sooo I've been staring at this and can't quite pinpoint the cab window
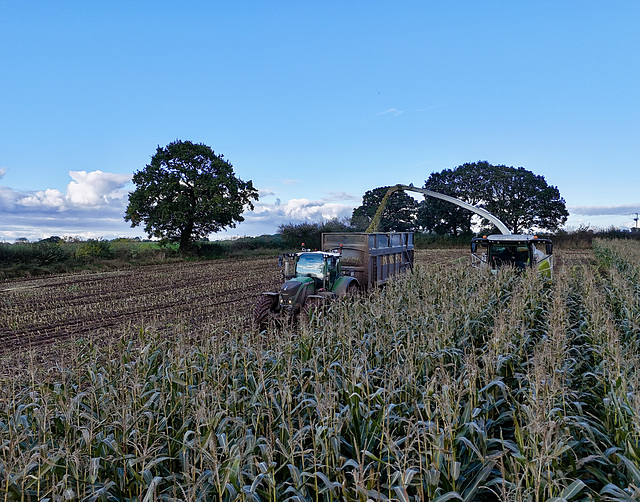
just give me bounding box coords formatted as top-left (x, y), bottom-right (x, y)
top-left (491, 244), bottom-right (531, 268)
top-left (296, 254), bottom-right (325, 278)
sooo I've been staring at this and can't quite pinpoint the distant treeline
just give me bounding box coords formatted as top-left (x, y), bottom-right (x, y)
top-left (1, 223), bottom-right (638, 278)
top-left (276, 220), bottom-right (640, 250)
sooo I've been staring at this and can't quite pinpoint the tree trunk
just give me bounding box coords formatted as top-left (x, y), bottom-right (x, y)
top-left (179, 222), bottom-right (194, 255)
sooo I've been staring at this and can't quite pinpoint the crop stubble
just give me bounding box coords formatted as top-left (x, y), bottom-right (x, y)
top-left (0, 256), bottom-right (281, 356)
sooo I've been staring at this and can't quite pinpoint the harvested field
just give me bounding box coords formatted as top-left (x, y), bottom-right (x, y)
top-left (0, 256), bottom-right (281, 356)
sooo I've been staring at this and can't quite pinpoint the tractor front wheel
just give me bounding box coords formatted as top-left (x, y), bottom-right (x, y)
top-left (253, 295), bottom-right (278, 332)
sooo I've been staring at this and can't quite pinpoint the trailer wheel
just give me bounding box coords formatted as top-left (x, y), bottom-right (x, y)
top-left (253, 295), bottom-right (278, 332)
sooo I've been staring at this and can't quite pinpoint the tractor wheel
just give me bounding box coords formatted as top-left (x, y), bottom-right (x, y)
top-left (345, 282), bottom-right (359, 298)
top-left (300, 297), bottom-right (325, 327)
top-left (253, 295), bottom-right (277, 332)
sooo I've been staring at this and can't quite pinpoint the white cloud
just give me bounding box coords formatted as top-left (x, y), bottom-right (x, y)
top-left (10, 170), bottom-right (132, 210)
top-left (66, 170), bottom-right (132, 206)
top-left (281, 198), bottom-right (347, 220)
top-left (0, 167), bottom-right (6, 179)
top-left (0, 170), bottom-right (135, 241)
top-left (249, 198), bottom-right (353, 223)
top-left (214, 196), bottom-right (357, 238)
top-left (18, 189), bottom-right (65, 208)
top-left (1, 172), bottom-right (358, 240)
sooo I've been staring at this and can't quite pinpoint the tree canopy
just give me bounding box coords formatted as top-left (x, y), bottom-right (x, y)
top-left (125, 140), bottom-right (258, 253)
top-left (351, 186), bottom-right (418, 232)
top-left (278, 218), bottom-right (353, 250)
top-left (417, 161), bottom-right (569, 235)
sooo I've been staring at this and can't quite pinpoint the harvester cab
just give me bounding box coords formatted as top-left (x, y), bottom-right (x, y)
top-left (471, 234), bottom-right (553, 277)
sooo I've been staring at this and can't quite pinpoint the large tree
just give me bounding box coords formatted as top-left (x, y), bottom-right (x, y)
top-left (125, 140), bottom-right (258, 253)
top-left (417, 163), bottom-right (489, 236)
top-left (417, 161), bottom-right (568, 235)
top-left (351, 186), bottom-right (418, 232)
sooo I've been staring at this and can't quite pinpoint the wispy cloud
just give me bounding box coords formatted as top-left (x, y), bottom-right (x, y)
top-left (569, 204), bottom-right (640, 216)
top-left (0, 167), bottom-right (6, 179)
top-left (377, 108), bottom-right (405, 117)
top-left (324, 191), bottom-right (359, 202)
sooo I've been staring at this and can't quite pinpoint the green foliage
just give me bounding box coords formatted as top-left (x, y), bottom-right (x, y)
top-left (39, 235), bottom-right (63, 244)
top-left (546, 226), bottom-right (640, 249)
top-left (110, 238), bottom-right (176, 262)
top-left (184, 235), bottom-right (289, 259)
top-left (352, 186), bottom-right (418, 231)
top-left (414, 232), bottom-right (473, 249)
top-left (0, 240), bottom-right (73, 270)
top-left (125, 140), bottom-right (259, 253)
top-left (418, 161), bottom-right (569, 235)
top-left (217, 234), bottom-right (288, 252)
top-left (278, 217), bottom-right (354, 249)
top-left (34, 240), bottom-right (72, 265)
top-left (75, 239), bottom-right (115, 260)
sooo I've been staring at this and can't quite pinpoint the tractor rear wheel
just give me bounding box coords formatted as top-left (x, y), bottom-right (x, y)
top-left (345, 282), bottom-right (359, 298)
top-left (253, 295), bottom-right (278, 332)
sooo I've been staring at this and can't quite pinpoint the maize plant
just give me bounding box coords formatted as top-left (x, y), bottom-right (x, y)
top-left (0, 242), bottom-right (639, 500)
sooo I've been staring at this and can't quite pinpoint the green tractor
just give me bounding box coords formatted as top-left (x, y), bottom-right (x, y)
top-left (253, 249), bottom-right (359, 330)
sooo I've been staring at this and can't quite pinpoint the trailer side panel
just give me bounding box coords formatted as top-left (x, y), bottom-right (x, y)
top-left (322, 232), bottom-right (414, 289)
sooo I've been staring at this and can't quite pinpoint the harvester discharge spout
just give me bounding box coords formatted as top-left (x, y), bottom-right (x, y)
top-left (365, 184), bottom-right (511, 235)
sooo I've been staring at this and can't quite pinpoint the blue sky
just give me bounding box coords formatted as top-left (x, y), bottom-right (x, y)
top-left (1, 1), bottom-right (639, 241)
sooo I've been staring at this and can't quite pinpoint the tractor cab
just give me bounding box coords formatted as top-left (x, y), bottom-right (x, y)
top-left (294, 251), bottom-right (341, 288)
top-left (276, 251), bottom-right (348, 315)
top-left (471, 234), bottom-right (553, 278)
top-left (279, 251), bottom-right (341, 284)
